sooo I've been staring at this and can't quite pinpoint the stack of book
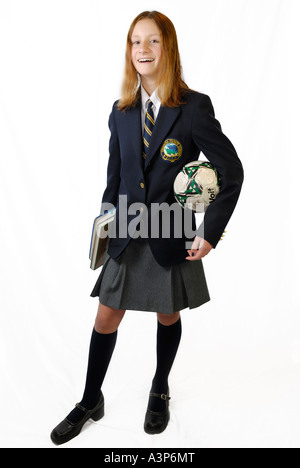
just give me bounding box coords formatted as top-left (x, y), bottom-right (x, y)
top-left (89, 208), bottom-right (116, 270)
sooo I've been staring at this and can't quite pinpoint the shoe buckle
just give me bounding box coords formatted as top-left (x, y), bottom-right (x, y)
top-left (149, 392), bottom-right (171, 400)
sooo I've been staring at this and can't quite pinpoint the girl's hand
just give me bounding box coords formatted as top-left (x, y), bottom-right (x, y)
top-left (186, 236), bottom-right (213, 261)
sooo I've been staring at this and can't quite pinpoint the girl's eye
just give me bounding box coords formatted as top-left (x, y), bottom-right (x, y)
top-left (131, 39), bottom-right (159, 46)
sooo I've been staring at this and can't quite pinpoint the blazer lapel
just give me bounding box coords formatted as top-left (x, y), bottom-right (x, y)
top-left (145, 106), bottom-right (182, 171)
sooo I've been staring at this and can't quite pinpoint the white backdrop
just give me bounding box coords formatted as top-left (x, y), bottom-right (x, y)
top-left (0, 0), bottom-right (299, 448)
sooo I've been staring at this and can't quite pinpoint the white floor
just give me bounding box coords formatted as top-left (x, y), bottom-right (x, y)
top-left (2, 295), bottom-right (300, 449)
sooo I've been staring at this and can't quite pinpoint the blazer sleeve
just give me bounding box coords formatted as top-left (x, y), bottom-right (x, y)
top-left (100, 102), bottom-right (121, 214)
top-left (192, 94), bottom-right (244, 248)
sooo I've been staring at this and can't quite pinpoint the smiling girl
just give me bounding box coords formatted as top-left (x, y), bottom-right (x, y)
top-left (51, 11), bottom-right (243, 446)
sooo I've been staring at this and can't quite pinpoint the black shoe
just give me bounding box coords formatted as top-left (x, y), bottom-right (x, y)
top-left (144, 389), bottom-right (171, 435)
top-left (50, 392), bottom-right (105, 445)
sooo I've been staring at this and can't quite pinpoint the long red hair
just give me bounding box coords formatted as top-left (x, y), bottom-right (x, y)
top-left (118, 11), bottom-right (189, 111)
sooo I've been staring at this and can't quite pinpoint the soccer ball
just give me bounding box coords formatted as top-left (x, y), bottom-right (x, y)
top-left (174, 160), bottom-right (221, 212)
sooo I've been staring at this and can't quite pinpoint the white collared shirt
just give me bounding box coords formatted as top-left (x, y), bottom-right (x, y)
top-left (141, 85), bottom-right (161, 135)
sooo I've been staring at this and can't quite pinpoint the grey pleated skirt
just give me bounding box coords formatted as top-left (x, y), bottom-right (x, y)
top-left (90, 237), bottom-right (210, 315)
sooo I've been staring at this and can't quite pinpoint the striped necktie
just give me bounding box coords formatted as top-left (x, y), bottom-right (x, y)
top-left (143, 99), bottom-right (155, 163)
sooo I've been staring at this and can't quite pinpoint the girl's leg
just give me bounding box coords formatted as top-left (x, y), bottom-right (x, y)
top-left (94, 302), bottom-right (126, 334)
top-left (147, 311), bottom-right (182, 412)
top-left (66, 303), bottom-right (126, 423)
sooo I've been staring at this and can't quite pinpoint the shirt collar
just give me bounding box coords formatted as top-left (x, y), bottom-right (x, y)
top-left (141, 85), bottom-right (161, 111)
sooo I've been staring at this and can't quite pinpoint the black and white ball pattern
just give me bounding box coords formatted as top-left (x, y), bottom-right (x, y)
top-left (174, 161), bottom-right (221, 212)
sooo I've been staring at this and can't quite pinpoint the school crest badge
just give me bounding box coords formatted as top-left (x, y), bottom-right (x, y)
top-left (160, 139), bottom-right (183, 163)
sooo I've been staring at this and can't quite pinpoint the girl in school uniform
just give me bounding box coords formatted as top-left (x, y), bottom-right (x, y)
top-left (51, 10), bottom-right (244, 445)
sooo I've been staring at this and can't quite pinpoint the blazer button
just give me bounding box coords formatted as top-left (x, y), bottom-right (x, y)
top-left (140, 182), bottom-right (145, 189)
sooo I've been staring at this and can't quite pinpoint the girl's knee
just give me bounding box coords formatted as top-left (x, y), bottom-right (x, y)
top-left (95, 303), bottom-right (126, 334)
top-left (157, 311), bottom-right (181, 326)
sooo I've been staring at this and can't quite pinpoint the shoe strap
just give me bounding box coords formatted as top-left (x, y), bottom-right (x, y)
top-left (75, 402), bottom-right (88, 413)
top-left (150, 392), bottom-right (171, 401)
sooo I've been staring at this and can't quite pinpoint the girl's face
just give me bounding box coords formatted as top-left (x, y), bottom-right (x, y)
top-left (131, 19), bottom-right (163, 85)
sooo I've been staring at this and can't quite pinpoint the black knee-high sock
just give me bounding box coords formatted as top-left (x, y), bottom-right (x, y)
top-left (67, 327), bottom-right (117, 423)
top-left (148, 317), bottom-right (182, 412)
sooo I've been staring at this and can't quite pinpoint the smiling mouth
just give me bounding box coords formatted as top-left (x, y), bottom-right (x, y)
top-left (138, 58), bottom-right (154, 63)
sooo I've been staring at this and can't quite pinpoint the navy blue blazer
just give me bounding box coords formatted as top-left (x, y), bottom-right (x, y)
top-left (100, 89), bottom-right (244, 267)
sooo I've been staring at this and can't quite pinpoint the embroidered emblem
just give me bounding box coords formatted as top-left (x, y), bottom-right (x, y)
top-left (160, 139), bottom-right (183, 163)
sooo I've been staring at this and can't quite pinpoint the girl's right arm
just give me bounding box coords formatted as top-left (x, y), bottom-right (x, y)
top-left (100, 102), bottom-right (121, 215)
